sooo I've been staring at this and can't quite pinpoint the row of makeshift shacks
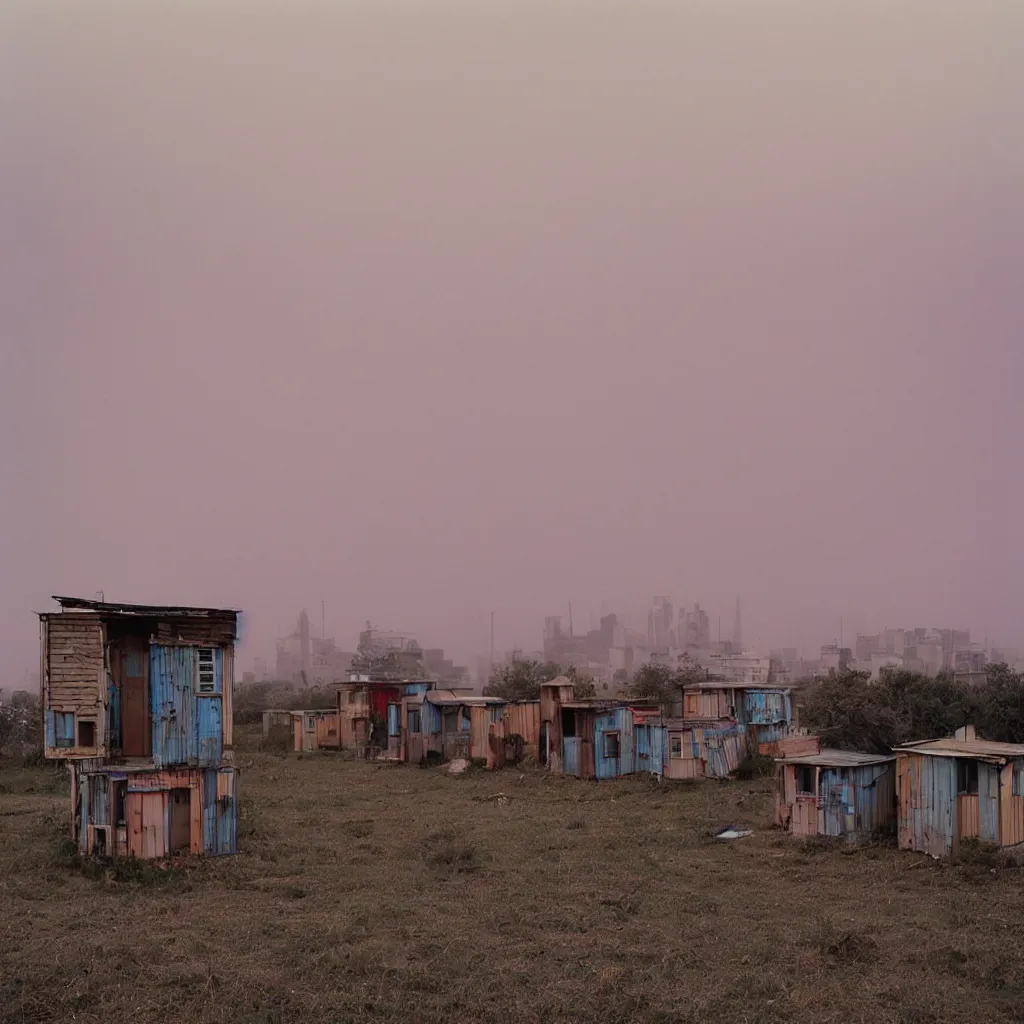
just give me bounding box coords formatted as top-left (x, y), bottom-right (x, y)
top-left (265, 676), bottom-right (818, 780)
top-left (284, 676), bottom-right (1024, 860)
top-left (777, 725), bottom-right (1024, 858)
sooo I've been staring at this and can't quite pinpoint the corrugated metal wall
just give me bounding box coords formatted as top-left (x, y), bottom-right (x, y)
top-left (683, 691), bottom-right (729, 719)
top-left (1000, 763), bottom-right (1024, 847)
top-left (978, 764), bottom-right (1000, 842)
top-left (743, 690), bottom-right (791, 725)
top-left (594, 709), bottom-right (633, 780)
top-left (852, 764), bottom-right (896, 835)
top-left (633, 723), bottom-right (665, 775)
top-left (562, 737), bottom-right (581, 776)
top-left (202, 768), bottom-right (238, 856)
top-left (504, 702), bottom-right (540, 748)
top-left (897, 753), bottom-right (957, 858)
top-left (150, 645), bottom-right (223, 768)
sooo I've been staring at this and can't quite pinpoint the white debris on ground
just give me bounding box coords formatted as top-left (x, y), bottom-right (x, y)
top-left (447, 758), bottom-right (470, 775)
top-left (714, 827), bottom-right (754, 841)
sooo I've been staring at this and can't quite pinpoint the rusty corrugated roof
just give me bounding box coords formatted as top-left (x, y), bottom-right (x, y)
top-left (50, 595), bottom-right (239, 616)
top-left (426, 690), bottom-right (505, 706)
top-left (894, 737), bottom-right (1024, 761)
top-left (777, 749), bottom-right (895, 767)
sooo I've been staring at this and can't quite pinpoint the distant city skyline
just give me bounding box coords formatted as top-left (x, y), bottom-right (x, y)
top-left (4, 4), bottom-right (1021, 693)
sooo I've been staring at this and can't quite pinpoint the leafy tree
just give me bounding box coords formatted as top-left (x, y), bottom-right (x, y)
top-left (800, 667), bottom-right (993, 752)
top-left (0, 691), bottom-right (41, 759)
top-left (483, 659), bottom-right (563, 701)
top-left (626, 663), bottom-right (676, 703)
top-left (564, 665), bottom-right (596, 699)
top-left (972, 663), bottom-right (1024, 743)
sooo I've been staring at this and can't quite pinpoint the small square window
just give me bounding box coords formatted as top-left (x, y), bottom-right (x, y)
top-left (670, 734), bottom-right (683, 759)
top-left (54, 712), bottom-right (75, 748)
top-left (77, 719), bottom-right (96, 748)
top-left (957, 759), bottom-right (978, 795)
top-left (408, 709), bottom-right (422, 734)
top-left (603, 731), bottom-right (621, 759)
top-left (196, 649), bottom-right (216, 693)
top-left (796, 765), bottom-right (816, 795)
top-left (1014, 763), bottom-right (1024, 798)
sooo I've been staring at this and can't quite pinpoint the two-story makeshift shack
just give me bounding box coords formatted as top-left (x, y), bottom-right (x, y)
top-left (39, 596), bottom-right (240, 859)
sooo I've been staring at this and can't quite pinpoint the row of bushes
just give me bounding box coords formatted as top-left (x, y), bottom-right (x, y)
top-left (0, 691), bottom-right (42, 762)
top-left (800, 664), bottom-right (1024, 753)
top-left (233, 681), bottom-right (337, 725)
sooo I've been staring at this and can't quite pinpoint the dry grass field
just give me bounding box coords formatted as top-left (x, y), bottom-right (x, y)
top-left (3, 726), bottom-right (1024, 1024)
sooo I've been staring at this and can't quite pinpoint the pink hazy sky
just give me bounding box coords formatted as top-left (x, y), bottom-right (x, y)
top-left (2, 2), bottom-right (1022, 679)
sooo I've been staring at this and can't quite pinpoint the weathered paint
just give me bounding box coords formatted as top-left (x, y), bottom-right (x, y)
top-left (150, 645), bottom-right (224, 768)
top-left (742, 690), bottom-right (791, 726)
top-left (594, 708), bottom-right (634, 780)
top-left (818, 763), bottom-right (895, 839)
top-left (563, 737), bottom-right (581, 776)
top-left (202, 767), bottom-right (238, 856)
top-left (72, 767), bottom-right (225, 859)
top-left (633, 723), bottom-right (666, 776)
top-left (315, 712), bottom-right (339, 749)
top-left (978, 764), bottom-right (1000, 842)
top-left (39, 614), bottom-right (107, 759)
top-left (1001, 762), bottom-right (1024, 847)
top-left (682, 690), bottom-right (731, 720)
top-left (765, 733), bottom-right (820, 760)
top-left (504, 701), bottom-right (541, 750)
top-left (897, 753), bottom-right (957, 857)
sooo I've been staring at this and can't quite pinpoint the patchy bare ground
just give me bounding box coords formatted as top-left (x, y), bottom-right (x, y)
top-left (3, 727), bottom-right (1024, 1024)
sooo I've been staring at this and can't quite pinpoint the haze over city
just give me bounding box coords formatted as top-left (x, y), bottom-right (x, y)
top-left (3, 2), bottom-right (1023, 686)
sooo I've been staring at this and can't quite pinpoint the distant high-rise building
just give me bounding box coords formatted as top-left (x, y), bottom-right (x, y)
top-left (276, 610), bottom-right (351, 684)
top-left (298, 609), bottom-right (311, 682)
top-left (732, 598), bottom-right (743, 653)
top-left (681, 603), bottom-right (711, 650)
top-left (647, 596), bottom-right (674, 649)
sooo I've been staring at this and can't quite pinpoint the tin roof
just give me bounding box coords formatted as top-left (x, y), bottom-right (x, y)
top-left (426, 690), bottom-right (506, 707)
top-left (562, 700), bottom-right (660, 711)
top-left (681, 681), bottom-right (790, 693)
top-left (48, 595), bottom-right (238, 617)
top-left (894, 737), bottom-right (1024, 762)
top-left (777, 749), bottom-right (895, 767)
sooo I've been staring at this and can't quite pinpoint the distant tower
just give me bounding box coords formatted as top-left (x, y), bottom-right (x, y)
top-left (298, 609), bottom-right (311, 684)
top-left (732, 598), bottom-right (743, 653)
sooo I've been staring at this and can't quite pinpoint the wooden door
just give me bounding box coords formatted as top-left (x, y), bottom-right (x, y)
top-left (121, 649), bottom-right (151, 757)
top-left (127, 791), bottom-right (168, 859)
top-left (169, 788), bottom-right (191, 853)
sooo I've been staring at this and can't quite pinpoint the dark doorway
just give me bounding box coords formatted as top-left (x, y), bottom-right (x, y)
top-left (170, 789), bottom-right (191, 853)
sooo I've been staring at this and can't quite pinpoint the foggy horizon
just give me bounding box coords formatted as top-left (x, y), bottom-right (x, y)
top-left (3, 2), bottom-right (1022, 683)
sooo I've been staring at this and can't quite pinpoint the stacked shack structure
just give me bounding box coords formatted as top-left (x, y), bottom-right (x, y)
top-left (39, 596), bottom-right (240, 859)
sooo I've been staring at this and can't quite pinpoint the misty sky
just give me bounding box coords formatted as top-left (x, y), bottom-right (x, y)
top-left (2, 2), bottom-right (1023, 680)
